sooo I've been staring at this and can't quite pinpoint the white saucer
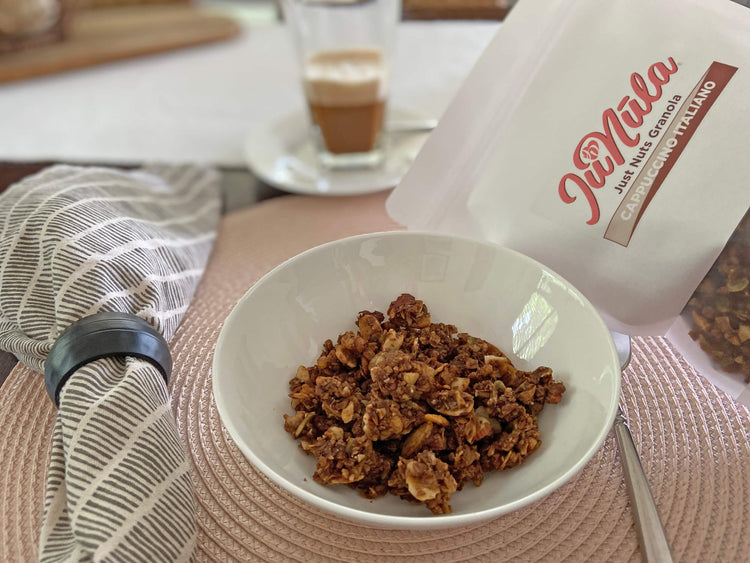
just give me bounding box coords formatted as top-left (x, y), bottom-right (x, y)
top-left (244, 108), bottom-right (431, 196)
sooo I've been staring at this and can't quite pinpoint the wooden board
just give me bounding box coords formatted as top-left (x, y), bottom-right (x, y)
top-left (0, 5), bottom-right (240, 84)
top-left (402, 0), bottom-right (511, 20)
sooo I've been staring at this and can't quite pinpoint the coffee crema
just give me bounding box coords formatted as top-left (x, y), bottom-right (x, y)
top-left (303, 48), bottom-right (387, 155)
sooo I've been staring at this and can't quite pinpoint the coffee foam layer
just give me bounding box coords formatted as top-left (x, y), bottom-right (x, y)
top-left (303, 48), bottom-right (386, 107)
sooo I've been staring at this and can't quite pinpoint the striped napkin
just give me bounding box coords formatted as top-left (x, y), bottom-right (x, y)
top-left (0, 164), bottom-right (221, 561)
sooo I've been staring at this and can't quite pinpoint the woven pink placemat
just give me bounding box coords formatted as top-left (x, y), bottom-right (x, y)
top-left (2, 191), bottom-right (749, 562)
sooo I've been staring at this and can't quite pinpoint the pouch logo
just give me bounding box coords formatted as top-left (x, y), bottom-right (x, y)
top-left (558, 58), bottom-right (679, 225)
top-left (580, 141), bottom-right (599, 162)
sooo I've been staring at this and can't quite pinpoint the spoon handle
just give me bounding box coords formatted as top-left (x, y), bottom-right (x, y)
top-left (613, 408), bottom-right (674, 563)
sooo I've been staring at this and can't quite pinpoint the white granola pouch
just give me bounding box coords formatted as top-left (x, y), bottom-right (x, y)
top-left (386, 0), bottom-right (750, 335)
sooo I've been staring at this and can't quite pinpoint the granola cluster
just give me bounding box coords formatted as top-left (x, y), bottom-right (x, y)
top-left (687, 210), bottom-right (750, 382)
top-left (283, 294), bottom-right (566, 514)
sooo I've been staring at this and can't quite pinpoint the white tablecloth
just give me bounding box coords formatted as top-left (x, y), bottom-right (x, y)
top-left (0, 20), bottom-right (500, 167)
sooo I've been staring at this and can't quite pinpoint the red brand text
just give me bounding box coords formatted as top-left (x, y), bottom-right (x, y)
top-left (558, 57), bottom-right (679, 224)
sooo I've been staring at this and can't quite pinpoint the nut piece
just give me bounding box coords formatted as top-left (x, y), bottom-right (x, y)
top-left (428, 388), bottom-right (474, 417)
top-left (357, 313), bottom-right (384, 341)
top-left (401, 421), bottom-right (434, 458)
top-left (402, 451), bottom-right (457, 512)
top-left (381, 329), bottom-right (405, 351)
top-left (369, 349), bottom-right (436, 402)
top-left (362, 397), bottom-right (424, 441)
top-left (424, 413), bottom-right (449, 427)
top-left (387, 293), bottom-right (431, 328)
top-left (341, 401), bottom-right (355, 424)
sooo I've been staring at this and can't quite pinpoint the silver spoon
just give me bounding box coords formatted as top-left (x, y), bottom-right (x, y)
top-left (611, 331), bottom-right (674, 563)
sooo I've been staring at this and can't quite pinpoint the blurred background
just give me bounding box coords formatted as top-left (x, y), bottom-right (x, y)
top-left (0, 0), bottom-right (517, 52)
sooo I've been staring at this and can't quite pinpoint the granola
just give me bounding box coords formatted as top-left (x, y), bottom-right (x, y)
top-left (283, 294), bottom-right (566, 514)
top-left (686, 210), bottom-right (750, 382)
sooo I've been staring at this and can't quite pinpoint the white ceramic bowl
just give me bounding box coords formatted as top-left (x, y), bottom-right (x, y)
top-left (213, 231), bottom-right (620, 529)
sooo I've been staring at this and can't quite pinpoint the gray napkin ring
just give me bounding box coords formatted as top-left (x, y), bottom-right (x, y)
top-left (44, 312), bottom-right (172, 406)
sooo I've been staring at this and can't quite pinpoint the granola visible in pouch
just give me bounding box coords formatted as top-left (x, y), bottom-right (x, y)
top-left (684, 209), bottom-right (750, 382)
top-left (386, 0), bottom-right (750, 336)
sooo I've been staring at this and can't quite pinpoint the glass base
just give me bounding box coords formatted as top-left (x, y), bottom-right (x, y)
top-left (317, 147), bottom-right (385, 170)
top-left (310, 125), bottom-right (386, 170)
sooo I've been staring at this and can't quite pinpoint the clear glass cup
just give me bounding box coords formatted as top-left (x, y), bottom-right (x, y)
top-left (281, 0), bottom-right (401, 170)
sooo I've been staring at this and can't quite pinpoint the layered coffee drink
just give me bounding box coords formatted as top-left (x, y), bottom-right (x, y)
top-left (303, 48), bottom-right (387, 165)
